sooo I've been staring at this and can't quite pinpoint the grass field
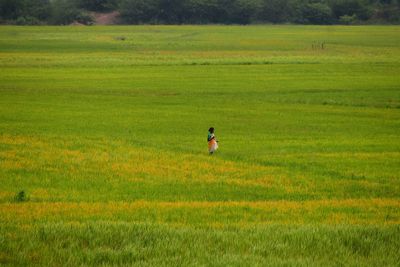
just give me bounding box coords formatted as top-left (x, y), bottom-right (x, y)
top-left (0, 25), bottom-right (399, 266)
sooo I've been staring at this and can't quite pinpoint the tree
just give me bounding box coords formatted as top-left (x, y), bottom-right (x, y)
top-left (329, 0), bottom-right (372, 20)
top-left (372, 0), bottom-right (400, 22)
top-left (119, 0), bottom-right (159, 24)
top-left (0, 0), bottom-right (51, 23)
top-left (207, 0), bottom-right (262, 24)
top-left (259, 0), bottom-right (293, 23)
top-left (1, 0), bottom-right (400, 25)
top-left (303, 2), bottom-right (334, 24)
top-left (75, 0), bottom-right (118, 12)
top-left (157, 0), bottom-right (188, 24)
top-left (0, 0), bottom-right (23, 20)
top-left (21, 0), bottom-right (51, 21)
top-left (50, 0), bottom-right (81, 24)
top-left (230, 0), bottom-right (262, 24)
top-left (185, 0), bottom-right (221, 23)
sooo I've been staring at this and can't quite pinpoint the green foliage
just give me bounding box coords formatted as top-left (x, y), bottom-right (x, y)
top-left (75, 11), bottom-right (94, 25)
top-left (118, 0), bottom-right (262, 24)
top-left (0, 0), bottom-right (23, 20)
top-left (49, 0), bottom-right (79, 25)
top-left (258, 0), bottom-right (292, 23)
top-left (15, 16), bottom-right (42, 25)
top-left (75, 0), bottom-right (118, 11)
top-left (49, 0), bottom-right (93, 25)
top-left (22, 0), bottom-right (51, 21)
top-left (184, 0), bottom-right (221, 23)
top-left (371, 1), bottom-right (400, 22)
top-left (119, 0), bottom-right (159, 24)
top-left (116, 0), bottom-right (399, 24)
top-left (14, 190), bottom-right (28, 202)
top-left (329, 0), bottom-right (372, 20)
top-left (1, 0), bottom-right (399, 24)
top-left (303, 2), bottom-right (334, 24)
top-left (339, 13), bottom-right (358, 24)
top-left (157, 0), bottom-right (188, 24)
top-left (229, 0), bottom-right (263, 24)
top-left (0, 0), bottom-right (51, 22)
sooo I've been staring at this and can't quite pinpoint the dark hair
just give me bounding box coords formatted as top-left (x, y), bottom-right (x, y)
top-left (209, 127), bottom-right (214, 133)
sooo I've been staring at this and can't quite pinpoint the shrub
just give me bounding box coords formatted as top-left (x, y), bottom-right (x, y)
top-left (49, 0), bottom-right (77, 24)
top-left (339, 14), bottom-right (358, 24)
top-left (76, 0), bottom-right (118, 12)
top-left (303, 3), bottom-right (334, 24)
top-left (118, 0), bottom-right (159, 24)
top-left (330, 0), bottom-right (372, 21)
top-left (14, 190), bottom-right (28, 202)
top-left (75, 11), bottom-right (94, 25)
top-left (259, 0), bottom-right (292, 23)
top-left (230, 0), bottom-right (263, 24)
top-left (16, 16), bottom-right (42, 25)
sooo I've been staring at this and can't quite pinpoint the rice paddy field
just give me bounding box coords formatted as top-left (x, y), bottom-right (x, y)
top-left (0, 25), bottom-right (399, 266)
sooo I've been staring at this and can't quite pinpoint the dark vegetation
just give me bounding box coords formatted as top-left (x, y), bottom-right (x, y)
top-left (14, 190), bottom-right (28, 202)
top-left (0, 0), bottom-right (399, 25)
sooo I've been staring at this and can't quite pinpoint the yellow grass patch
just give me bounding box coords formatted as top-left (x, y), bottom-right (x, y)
top-left (0, 191), bottom-right (14, 201)
top-left (0, 134), bottom-right (45, 147)
top-left (30, 189), bottom-right (51, 199)
top-left (1, 199), bottom-right (398, 226)
top-left (1, 134), bottom-right (285, 188)
top-left (0, 160), bottom-right (25, 170)
top-left (315, 151), bottom-right (400, 160)
top-left (225, 176), bottom-right (275, 188)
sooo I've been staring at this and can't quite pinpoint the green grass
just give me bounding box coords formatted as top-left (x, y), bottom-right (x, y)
top-left (1, 223), bottom-right (399, 266)
top-left (0, 25), bottom-right (399, 266)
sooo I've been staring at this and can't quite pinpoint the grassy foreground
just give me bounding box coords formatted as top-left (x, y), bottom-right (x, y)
top-left (0, 25), bottom-right (399, 266)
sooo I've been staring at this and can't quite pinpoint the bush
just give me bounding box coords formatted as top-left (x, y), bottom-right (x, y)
top-left (372, 3), bottom-right (400, 23)
top-left (23, 0), bottom-right (51, 21)
top-left (76, 11), bottom-right (94, 25)
top-left (339, 14), bottom-right (358, 24)
top-left (118, 0), bottom-right (160, 24)
top-left (76, 0), bottom-right (118, 12)
top-left (0, 0), bottom-right (23, 20)
top-left (330, 0), bottom-right (372, 21)
top-left (259, 0), bottom-right (292, 23)
top-left (1, 0), bottom-right (400, 25)
top-left (16, 16), bottom-right (42, 25)
top-left (303, 3), bottom-right (334, 24)
top-left (185, 0), bottom-right (221, 23)
top-left (49, 0), bottom-right (80, 25)
top-left (14, 190), bottom-right (28, 202)
top-left (230, 0), bottom-right (262, 24)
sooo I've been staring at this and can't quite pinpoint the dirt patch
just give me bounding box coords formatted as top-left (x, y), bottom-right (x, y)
top-left (91, 11), bottom-right (120, 25)
top-left (69, 21), bottom-right (86, 26)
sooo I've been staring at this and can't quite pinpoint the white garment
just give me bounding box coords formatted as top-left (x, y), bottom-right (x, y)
top-left (209, 140), bottom-right (218, 153)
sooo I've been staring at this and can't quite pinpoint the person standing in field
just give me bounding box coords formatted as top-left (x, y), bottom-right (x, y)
top-left (208, 127), bottom-right (218, 155)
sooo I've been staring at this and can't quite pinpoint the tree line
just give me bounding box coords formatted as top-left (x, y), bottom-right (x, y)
top-left (1, 0), bottom-right (399, 25)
